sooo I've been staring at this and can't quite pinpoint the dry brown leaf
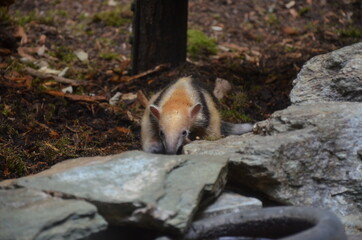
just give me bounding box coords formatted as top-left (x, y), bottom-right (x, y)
top-left (17, 47), bottom-right (36, 62)
top-left (14, 26), bottom-right (28, 45)
top-left (289, 9), bottom-right (299, 18)
top-left (213, 78), bottom-right (232, 100)
top-left (4, 71), bottom-right (32, 88)
top-left (115, 127), bottom-right (131, 134)
top-left (147, 79), bottom-right (155, 84)
top-left (4, 166), bottom-right (10, 177)
top-left (265, 76), bottom-right (278, 84)
top-left (283, 26), bottom-right (299, 35)
top-left (137, 90), bottom-right (149, 108)
top-left (110, 75), bottom-right (120, 82)
top-left (49, 130), bottom-right (60, 139)
top-left (24, 67), bottom-right (88, 86)
top-left (45, 90), bottom-right (107, 102)
top-left (221, 43), bottom-right (248, 52)
top-left (216, 52), bottom-right (240, 59)
top-left (118, 59), bottom-right (130, 74)
top-left (39, 34), bottom-right (47, 44)
top-left (286, 52), bottom-right (302, 58)
top-left (126, 110), bottom-right (140, 123)
top-left (44, 90), bottom-right (65, 97)
top-left (44, 142), bottom-right (60, 152)
top-left (0, 63), bottom-right (8, 68)
top-left (0, 48), bottom-right (11, 55)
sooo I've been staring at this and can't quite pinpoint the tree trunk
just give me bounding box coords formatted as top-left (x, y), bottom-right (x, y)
top-left (131, 0), bottom-right (189, 74)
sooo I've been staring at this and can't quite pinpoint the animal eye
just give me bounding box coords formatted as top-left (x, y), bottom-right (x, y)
top-left (182, 130), bottom-right (188, 137)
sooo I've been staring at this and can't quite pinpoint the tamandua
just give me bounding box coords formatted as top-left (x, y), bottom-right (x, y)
top-left (141, 77), bottom-right (253, 154)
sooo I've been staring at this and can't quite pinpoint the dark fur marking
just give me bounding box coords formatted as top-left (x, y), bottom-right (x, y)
top-left (190, 79), bottom-right (210, 128)
top-left (153, 78), bottom-right (180, 106)
top-left (221, 121), bottom-right (234, 136)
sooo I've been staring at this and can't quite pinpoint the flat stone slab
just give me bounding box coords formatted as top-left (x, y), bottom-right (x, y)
top-left (0, 187), bottom-right (107, 240)
top-left (10, 151), bottom-right (228, 234)
top-left (184, 102), bottom-right (362, 235)
top-left (290, 42), bottom-right (362, 104)
top-left (197, 192), bottom-right (262, 219)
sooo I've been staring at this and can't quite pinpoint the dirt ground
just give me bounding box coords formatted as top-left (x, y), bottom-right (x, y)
top-left (1, 0), bottom-right (361, 180)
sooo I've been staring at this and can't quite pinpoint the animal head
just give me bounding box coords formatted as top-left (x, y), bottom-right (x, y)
top-left (149, 103), bottom-right (202, 154)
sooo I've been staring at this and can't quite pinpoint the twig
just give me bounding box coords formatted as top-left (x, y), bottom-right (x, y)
top-left (45, 90), bottom-right (107, 103)
top-left (112, 63), bottom-right (169, 92)
top-left (24, 67), bottom-right (88, 86)
top-left (125, 64), bottom-right (170, 82)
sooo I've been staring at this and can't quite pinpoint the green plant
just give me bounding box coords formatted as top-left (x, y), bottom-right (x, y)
top-left (1, 147), bottom-right (28, 177)
top-left (187, 29), bottom-right (218, 60)
top-left (338, 26), bottom-right (362, 38)
top-left (99, 52), bottom-right (119, 60)
top-left (220, 91), bottom-right (252, 122)
top-left (13, 10), bottom-right (36, 26)
top-left (266, 13), bottom-right (279, 25)
top-left (92, 5), bottom-right (132, 27)
top-left (49, 45), bottom-right (76, 63)
top-left (299, 7), bottom-right (310, 16)
top-left (0, 7), bottom-right (11, 24)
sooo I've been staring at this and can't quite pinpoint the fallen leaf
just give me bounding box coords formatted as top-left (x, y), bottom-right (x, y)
top-left (115, 127), bottom-right (131, 134)
top-left (286, 52), bottom-right (302, 58)
top-left (4, 166), bottom-right (10, 177)
top-left (0, 48), bottom-right (11, 55)
top-left (110, 75), bottom-right (120, 82)
top-left (213, 78), bottom-right (232, 100)
top-left (44, 142), bottom-right (60, 152)
top-left (109, 92), bottom-right (122, 105)
top-left (121, 92), bottom-right (137, 104)
top-left (45, 90), bottom-right (66, 97)
top-left (137, 90), bottom-right (149, 108)
top-left (74, 49), bottom-right (89, 63)
top-left (117, 59), bottom-right (130, 74)
top-left (18, 47), bottom-right (36, 62)
top-left (37, 45), bottom-right (46, 56)
top-left (45, 90), bottom-right (107, 102)
top-left (283, 26), bottom-right (299, 35)
top-left (43, 81), bottom-right (58, 87)
top-left (285, 1), bottom-right (296, 9)
top-left (49, 130), bottom-right (60, 139)
top-left (105, 70), bottom-right (113, 76)
top-left (108, 0), bottom-right (118, 6)
top-left (39, 34), bottom-right (47, 44)
top-left (58, 67), bottom-right (69, 77)
top-left (289, 9), bottom-right (299, 18)
top-left (211, 26), bottom-right (223, 31)
top-left (38, 66), bottom-right (62, 75)
top-left (0, 63), bottom-right (8, 68)
top-left (221, 43), bottom-right (248, 53)
top-left (14, 26), bottom-right (28, 45)
top-left (4, 71), bottom-right (32, 88)
top-left (126, 110), bottom-right (139, 123)
top-left (62, 86), bottom-right (73, 94)
top-left (265, 76), bottom-right (278, 84)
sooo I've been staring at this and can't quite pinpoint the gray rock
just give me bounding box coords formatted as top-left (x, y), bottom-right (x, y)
top-left (184, 102), bottom-right (362, 234)
top-left (10, 151), bottom-right (228, 234)
top-left (290, 42), bottom-right (362, 104)
top-left (0, 188), bottom-right (107, 240)
top-left (196, 192), bottom-right (262, 219)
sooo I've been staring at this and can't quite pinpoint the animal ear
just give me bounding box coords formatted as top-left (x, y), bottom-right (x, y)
top-left (190, 103), bottom-right (202, 119)
top-left (150, 105), bottom-right (161, 120)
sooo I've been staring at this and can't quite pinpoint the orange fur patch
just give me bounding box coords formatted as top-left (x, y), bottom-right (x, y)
top-left (162, 88), bottom-right (193, 113)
